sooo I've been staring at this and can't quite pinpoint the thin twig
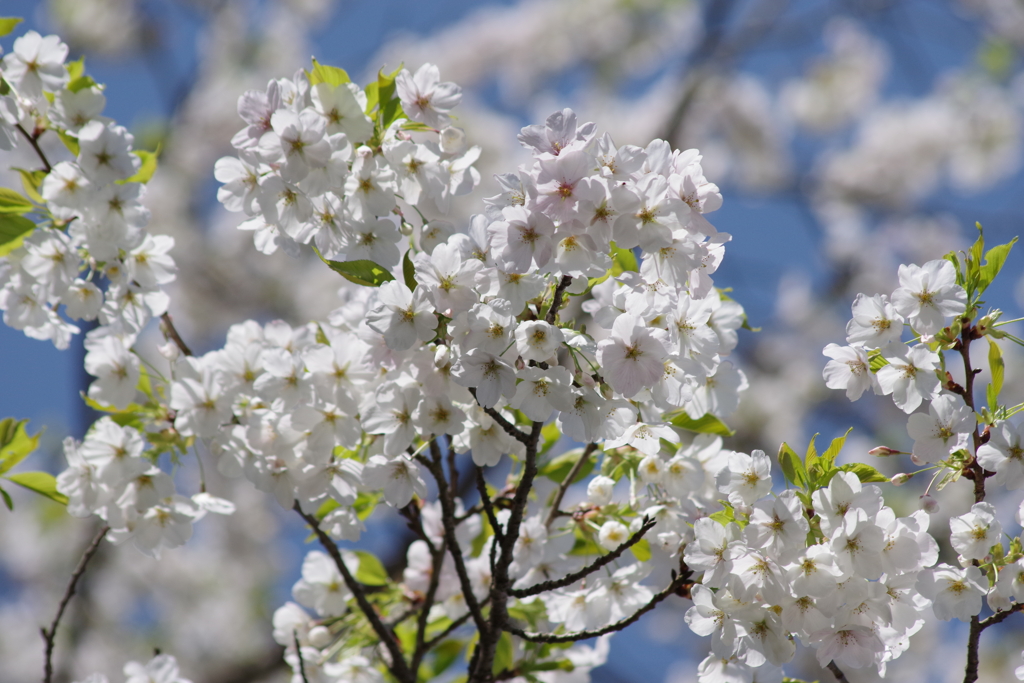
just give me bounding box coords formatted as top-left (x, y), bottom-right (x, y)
top-left (160, 312), bottom-right (194, 357)
top-left (468, 388), bottom-right (528, 445)
top-left (423, 605), bottom-right (480, 651)
top-left (294, 504), bottom-right (413, 683)
top-left (293, 632), bottom-right (311, 683)
top-left (509, 517), bottom-right (655, 599)
top-left (15, 123), bottom-right (53, 173)
top-left (418, 450), bottom-right (491, 641)
top-left (41, 525), bottom-right (109, 683)
top-left (545, 275), bottom-right (573, 325)
top-left (980, 601), bottom-right (1024, 630)
top-left (475, 468), bottom-right (504, 544)
top-left (410, 536), bottom-right (446, 675)
top-left (505, 569), bottom-right (689, 643)
top-left (827, 660), bottom-right (849, 683)
top-left (544, 443), bottom-right (598, 528)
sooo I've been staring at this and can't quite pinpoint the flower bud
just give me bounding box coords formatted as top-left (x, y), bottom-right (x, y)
top-left (587, 475), bottom-right (615, 506)
top-left (433, 344), bottom-right (450, 369)
top-left (869, 446), bottom-right (900, 457)
top-left (891, 473), bottom-right (912, 486)
top-left (439, 126), bottom-right (467, 155)
top-left (910, 453), bottom-right (924, 466)
top-left (598, 520), bottom-right (629, 550)
top-left (308, 625), bottom-right (332, 649)
top-left (157, 340), bottom-right (179, 361)
top-left (920, 494), bottom-right (939, 514)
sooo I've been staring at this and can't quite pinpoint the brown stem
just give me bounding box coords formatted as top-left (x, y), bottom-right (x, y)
top-left (545, 275), bottom-right (573, 325)
top-left (468, 388), bottom-right (528, 445)
top-left (827, 660), bottom-right (849, 683)
top-left (15, 123), bottom-right (53, 173)
top-left (506, 566), bottom-right (690, 643)
top-left (293, 632), bottom-right (311, 683)
top-left (964, 615), bottom-right (982, 683)
top-left (980, 602), bottom-right (1024, 630)
top-left (543, 443), bottom-right (598, 529)
top-left (509, 517), bottom-right (655, 599)
top-left (294, 504), bottom-right (413, 683)
top-left (160, 312), bottom-right (194, 357)
top-left (41, 525), bottom-right (109, 683)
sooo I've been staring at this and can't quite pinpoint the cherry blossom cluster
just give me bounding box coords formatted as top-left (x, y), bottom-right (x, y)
top-left (0, 30), bottom-right (176, 353)
top-left (73, 654), bottom-right (192, 683)
top-left (215, 61), bottom-right (478, 262)
top-left (821, 229), bottom-right (1024, 683)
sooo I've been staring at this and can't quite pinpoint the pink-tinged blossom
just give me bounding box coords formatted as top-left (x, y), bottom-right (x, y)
top-left (491, 205), bottom-right (556, 274)
top-left (450, 349), bottom-right (516, 408)
top-left (365, 281), bottom-right (438, 351)
top-left (535, 149), bottom-right (593, 221)
top-left (311, 81), bottom-right (373, 142)
top-left (977, 419), bottom-right (1024, 489)
top-left (949, 502), bottom-right (1002, 560)
top-left (363, 455), bottom-right (427, 508)
top-left (396, 63), bottom-right (462, 128)
top-left (876, 343), bottom-right (941, 413)
top-left (846, 293), bottom-right (904, 347)
top-left (517, 108), bottom-right (596, 158)
top-left (597, 314), bottom-right (669, 398)
top-left (891, 259), bottom-right (967, 335)
top-left (811, 624), bottom-right (885, 669)
top-left (413, 241), bottom-right (483, 315)
top-left (917, 564), bottom-right (986, 622)
top-left (716, 450), bottom-right (772, 507)
top-left (823, 343), bottom-right (877, 400)
top-left (907, 393), bottom-right (974, 463)
top-left (514, 320), bottom-right (563, 363)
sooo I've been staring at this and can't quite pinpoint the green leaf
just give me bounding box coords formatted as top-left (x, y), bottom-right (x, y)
top-left (539, 422), bottom-right (561, 456)
top-left (0, 418), bottom-right (42, 475)
top-left (352, 550), bottom-right (389, 585)
top-left (867, 348), bottom-right (889, 372)
top-left (5, 471), bottom-right (68, 505)
top-left (821, 427), bottom-right (853, 470)
top-left (665, 411), bottom-right (734, 436)
top-left (804, 433), bottom-right (820, 471)
top-left (119, 148), bottom-right (159, 185)
top-left (67, 73), bottom-right (98, 94)
top-left (0, 187), bottom-right (33, 214)
top-left (316, 498), bottom-right (340, 519)
top-left (313, 246), bottom-right (395, 287)
top-left (709, 504), bottom-right (735, 526)
top-left (778, 442), bottom-right (808, 489)
top-left (403, 250), bottom-right (417, 291)
top-left (0, 17), bottom-right (23, 37)
top-left (0, 484), bottom-right (11, 511)
top-left (0, 214), bottom-right (34, 253)
top-left (988, 338), bottom-right (1004, 412)
top-left (67, 57), bottom-right (86, 82)
top-left (431, 639), bottom-right (464, 677)
top-left (540, 448), bottom-right (593, 484)
top-left (978, 237), bottom-right (1017, 295)
top-left (630, 537), bottom-right (651, 562)
top-left (493, 631), bottom-right (514, 675)
top-left (14, 168), bottom-right (46, 204)
top-left (308, 58), bottom-right (351, 87)
top-left (57, 130), bottom-right (80, 156)
top-left (401, 121), bottom-right (434, 132)
top-left (837, 462), bottom-right (889, 484)
top-left (610, 242), bottom-right (637, 274)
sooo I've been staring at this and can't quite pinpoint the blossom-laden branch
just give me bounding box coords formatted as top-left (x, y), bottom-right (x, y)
top-left (545, 275), bottom-right (573, 324)
top-left (980, 601), bottom-right (1024, 630)
top-left (41, 525), bottom-right (109, 683)
top-left (509, 516), bottom-right (656, 599)
top-left (294, 504), bottom-right (415, 683)
top-left (505, 561), bottom-right (693, 643)
top-left (468, 388), bottom-right (529, 445)
top-left (543, 443), bottom-right (598, 528)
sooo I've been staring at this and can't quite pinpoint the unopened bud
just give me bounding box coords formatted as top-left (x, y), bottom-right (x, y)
top-left (439, 127), bottom-right (467, 155)
top-left (869, 446), bottom-right (900, 457)
top-left (891, 473), bottom-right (912, 486)
top-left (910, 453), bottom-right (924, 466)
top-left (920, 494), bottom-right (939, 514)
top-left (433, 344), bottom-right (450, 369)
top-left (308, 625), bottom-right (332, 649)
top-left (157, 341), bottom-right (179, 361)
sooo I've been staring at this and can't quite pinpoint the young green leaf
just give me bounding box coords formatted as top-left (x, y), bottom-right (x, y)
top-left (988, 338), bottom-right (1004, 412)
top-left (0, 187), bottom-right (33, 214)
top-left (0, 17), bottom-right (23, 37)
top-left (837, 462), bottom-right (889, 484)
top-left (778, 442), bottom-right (808, 489)
top-left (0, 214), bottom-right (35, 253)
top-left (821, 427), bottom-right (853, 470)
top-left (119, 148), bottom-right (160, 185)
top-left (540, 448), bottom-right (593, 484)
top-left (313, 245), bottom-right (396, 287)
top-left (0, 418), bottom-right (41, 475)
top-left (0, 484), bottom-right (11, 511)
top-left (630, 537), bottom-right (652, 562)
top-left (978, 237), bottom-right (1018, 295)
top-left (5, 471), bottom-right (68, 505)
top-left (308, 58), bottom-right (351, 87)
top-left (351, 550), bottom-right (389, 585)
top-left (665, 411), bottom-right (734, 436)
top-left (493, 632), bottom-right (514, 675)
top-left (403, 249), bottom-right (417, 291)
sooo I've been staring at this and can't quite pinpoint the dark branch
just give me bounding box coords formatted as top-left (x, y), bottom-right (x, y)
top-left (509, 517), bottom-right (655, 599)
top-left (294, 504), bottom-right (413, 683)
top-left (160, 312), bottom-right (194, 357)
top-left (293, 632), bottom-right (311, 683)
top-left (505, 569), bottom-right (689, 643)
top-left (410, 535), bottom-right (446, 676)
top-left (544, 443), bottom-right (598, 528)
top-left (42, 525), bottom-right (109, 683)
top-left (15, 123), bottom-right (53, 173)
top-left (475, 468), bottom-right (504, 545)
top-left (545, 275), bottom-right (573, 324)
top-left (980, 601), bottom-right (1024, 630)
top-left (827, 660), bottom-right (849, 683)
top-left (468, 388), bottom-right (529, 445)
